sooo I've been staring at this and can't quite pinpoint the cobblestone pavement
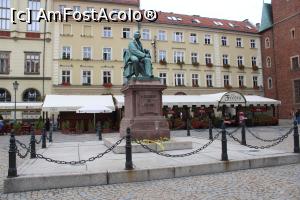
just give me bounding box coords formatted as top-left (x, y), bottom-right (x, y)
top-left (0, 125), bottom-right (300, 199)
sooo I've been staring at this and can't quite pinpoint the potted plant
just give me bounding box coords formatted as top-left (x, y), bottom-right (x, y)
top-left (176, 60), bottom-right (185, 67)
top-left (206, 63), bottom-right (213, 68)
top-left (238, 65), bottom-right (245, 70)
top-left (103, 83), bottom-right (113, 88)
top-left (223, 64), bottom-right (231, 69)
top-left (62, 81), bottom-right (70, 86)
top-left (13, 122), bottom-right (22, 135)
top-left (252, 65), bottom-right (259, 71)
top-left (34, 117), bottom-right (44, 135)
top-left (159, 59), bottom-right (167, 65)
top-left (192, 62), bottom-right (200, 67)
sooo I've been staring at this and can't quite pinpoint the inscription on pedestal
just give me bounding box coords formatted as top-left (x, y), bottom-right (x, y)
top-left (139, 92), bottom-right (159, 115)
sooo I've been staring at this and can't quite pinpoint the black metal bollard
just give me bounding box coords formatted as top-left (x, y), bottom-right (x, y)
top-left (221, 122), bottom-right (228, 161)
top-left (209, 119), bottom-right (213, 140)
top-left (294, 120), bottom-right (299, 153)
top-left (187, 117), bottom-right (190, 137)
top-left (49, 123), bottom-right (53, 143)
top-left (30, 130), bottom-right (36, 159)
top-left (42, 128), bottom-right (47, 149)
top-left (7, 132), bottom-right (17, 178)
top-left (241, 121), bottom-right (247, 146)
top-left (125, 128), bottom-right (133, 170)
top-left (98, 126), bottom-right (102, 141)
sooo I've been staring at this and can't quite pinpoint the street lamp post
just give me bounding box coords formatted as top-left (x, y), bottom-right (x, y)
top-left (13, 81), bottom-right (19, 124)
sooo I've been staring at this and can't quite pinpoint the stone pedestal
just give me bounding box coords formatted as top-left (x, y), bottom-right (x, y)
top-left (120, 78), bottom-right (170, 140)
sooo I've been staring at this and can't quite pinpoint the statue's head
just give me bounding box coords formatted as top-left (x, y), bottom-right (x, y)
top-left (134, 31), bottom-right (141, 40)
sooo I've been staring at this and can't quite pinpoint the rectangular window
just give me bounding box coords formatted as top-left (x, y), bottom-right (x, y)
top-left (0, 51), bottom-right (9, 74)
top-left (0, 0), bottom-right (10, 30)
top-left (237, 56), bottom-right (243, 66)
top-left (174, 32), bottom-right (183, 42)
top-left (253, 76), bottom-right (258, 87)
top-left (223, 54), bottom-right (229, 65)
top-left (294, 80), bottom-right (300, 103)
top-left (224, 75), bottom-right (230, 86)
top-left (206, 75), bottom-right (213, 87)
top-left (83, 47), bottom-right (91, 60)
top-left (191, 53), bottom-right (198, 63)
top-left (83, 25), bottom-right (92, 36)
top-left (62, 24), bottom-right (72, 35)
top-left (192, 74), bottom-right (199, 87)
top-left (28, 0), bottom-right (41, 32)
top-left (158, 30), bottom-right (167, 41)
top-left (205, 54), bottom-right (212, 64)
top-left (236, 38), bottom-right (243, 47)
top-left (291, 56), bottom-right (300, 70)
top-left (24, 52), bottom-right (40, 74)
top-left (204, 34), bottom-right (211, 45)
top-left (190, 33), bottom-right (197, 43)
top-left (62, 46), bottom-right (71, 59)
top-left (103, 48), bottom-right (112, 61)
top-left (103, 27), bottom-right (112, 37)
top-left (61, 70), bottom-right (71, 84)
top-left (173, 51), bottom-right (184, 63)
top-left (175, 73), bottom-right (184, 86)
top-left (103, 71), bottom-right (111, 84)
top-left (221, 36), bottom-right (227, 46)
top-left (250, 39), bottom-right (256, 48)
top-left (238, 76), bottom-right (244, 87)
top-left (159, 72), bottom-right (167, 85)
top-left (252, 56), bottom-right (257, 67)
top-left (159, 50), bottom-right (167, 62)
top-left (122, 28), bottom-right (130, 39)
top-left (82, 71), bottom-right (91, 85)
top-left (142, 29), bottom-right (150, 40)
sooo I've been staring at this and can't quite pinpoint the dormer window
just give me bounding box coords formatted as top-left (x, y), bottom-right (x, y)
top-left (213, 21), bottom-right (223, 26)
top-left (192, 19), bottom-right (201, 24)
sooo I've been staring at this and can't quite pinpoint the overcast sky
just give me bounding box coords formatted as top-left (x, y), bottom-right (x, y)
top-left (140, 0), bottom-right (272, 25)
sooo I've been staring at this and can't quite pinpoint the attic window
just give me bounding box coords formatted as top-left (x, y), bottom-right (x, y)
top-left (167, 16), bottom-right (182, 21)
top-left (192, 19), bottom-right (201, 24)
top-left (213, 21), bottom-right (223, 26)
top-left (246, 26), bottom-right (252, 29)
top-left (228, 23), bottom-right (234, 27)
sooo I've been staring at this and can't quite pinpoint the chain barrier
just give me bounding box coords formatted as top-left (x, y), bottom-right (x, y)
top-left (226, 126), bottom-right (241, 135)
top-left (134, 132), bottom-right (221, 157)
top-left (15, 140), bottom-right (31, 159)
top-left (227, 128), bottom-right (293, 149)
top-left (190, 128), bottom-right (208, 133)
top-left (245, 126), bottom-right (293, 142)
top-left (35, 136), bottom-right (125, 165)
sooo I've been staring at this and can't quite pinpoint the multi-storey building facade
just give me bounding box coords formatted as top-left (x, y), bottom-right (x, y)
top-left (0, 0), bottom-right (52, 120)
top-left (52, 0), bottom-right (263, 96)
top-left (260, 0), bottom-right (300, 119)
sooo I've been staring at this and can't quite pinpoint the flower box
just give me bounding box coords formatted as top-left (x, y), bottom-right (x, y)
top-left (253, 85), bottom-right (259, 90)
top-left (206, 63), bottom-right (213, 68)
top-left (252, 65), bottom-right (259, 71)
top-left (159, 59), bottom-right (167, 65)
top-left (224, 84), bottom-right (232, 90)
top-left (238, 65), bottom-right (245, 70)
top-left (103, 83), bottom-right (113, 88)
top-left (83, 57), bottom-right (91, 61)
top-left (192, 62), bottom-right (200, 67)
top-left (223, 64), bottom-right (231, 69)
top-left (61, 82), bottom-right (70, 86)
top-left (176, 61), bottom-right (185, 66)
top-left (239, 85), bottom-right (247, 89)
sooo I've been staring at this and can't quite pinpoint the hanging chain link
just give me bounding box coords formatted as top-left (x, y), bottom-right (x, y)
top-left (15, 140), bottom-right (31, 159)
top-left (226, 126), bottom-right (241, 135)
top-left (245, 126), bottom-right (294, 142)
top-left (35, 136), bottom-right (125, 165)
top-left (227, 128), bottom-right (294, 149)
top-left (134, 132), bottom-right (221, 157)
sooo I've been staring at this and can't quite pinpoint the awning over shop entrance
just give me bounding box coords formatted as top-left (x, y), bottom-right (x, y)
top-left (0, 102), bottom-right (43, 111)
top-left (42, 95), bottom-right (115, 112)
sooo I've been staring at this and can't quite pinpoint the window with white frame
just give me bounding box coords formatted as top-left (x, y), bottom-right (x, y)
top-left (190, 33), bottom-right (197, 43)
top-left (122, 28), bottom-right (130, 38)
top-left (237, 56), bottom-right (243, 66)
top-left (142, 29), bottom-right (150, 40)
top-left (291, 56), bottom-right (300, 70)
top-left (191, 53), bottom-right (198, 64)
top-left (236, 38), bottom-right (242, 47)
top-left (24, 52), bottom-right (40, 74)
top-left (159, 50), bottom-right (167, 62)
top-left (0, 51), bottom-right (9, 74)
top-left (253, 76), bottom-right (258, 87)
top-left (103, 27), bottom-right (112, 37)
top-left (205, 54), bottom-right (212, 64)
top-left (159, 72), bottom-right (167, 85)
top-left (174, 32), bottom-right (183, 42)
top-left (206, 75), bottom-right (213, 87)
top-left (221, 36), bottom-right (227, 46)
top-left (103, 48), bottom-right (112, 61)
top-left (0, 0), bottom-right (10, 30)
top-left (223, 75), bottom-right (230, 86)
top-left (173, 51), bottom-right (184, 63)
top-left (265, 37), bottom-right (270, 48)
top-left (250, 39), bottom-right (256, 48)
top-left (251, 56), bottom-right (257, 67)
top-left (102, 71), bottom-right (111, 84)
top-left (222, 54), bottom-right (229, 65)
top-left (174, 73), bottom-right (184, 86)
top-left (192, 74), bottom-right (199, 87)
top-left (158, 30), bottom-right (167, 41)
top-left (62, 46), bottom-right (71, 59)
top-left (82, 70), bottom-right (91, 85)
top-left (62, 24), bottom-right (72, 35)
top-left (61, 70), bottom-right (71, 84)
top-left (238, 76), bottom-right (244, 87)
top-left (268, 77), bottom-right (273, 89)
top-left (28, 0), bottom-right (40, 32)
top-left (266, 57), bottom-right (271, 68)
top-left (204, 34), bottom-right (211, 45)
top-left (83, 47), bottom-right (91, 60)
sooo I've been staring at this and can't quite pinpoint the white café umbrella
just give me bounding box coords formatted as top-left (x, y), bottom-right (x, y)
top-left (76, 105), bottom-right (113, 128)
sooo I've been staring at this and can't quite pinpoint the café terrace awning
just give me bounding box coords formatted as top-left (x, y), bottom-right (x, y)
top-left (0, 102), bottom-right (43, 111)
top-left (42, 95), bottom-right (115, 112)
top-left (114, 93), bottom-right (281, 108)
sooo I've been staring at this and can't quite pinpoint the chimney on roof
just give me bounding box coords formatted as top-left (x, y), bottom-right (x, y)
top-left (256, 23), bottom-right (261, 30)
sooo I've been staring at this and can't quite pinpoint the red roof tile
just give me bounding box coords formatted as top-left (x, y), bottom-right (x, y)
top-left (76, 0), bottom-right (140, 6)
top-left (144, 11), bottom-right (258, 34)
